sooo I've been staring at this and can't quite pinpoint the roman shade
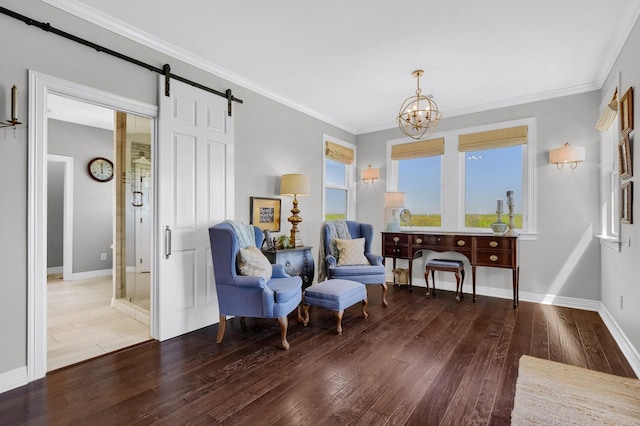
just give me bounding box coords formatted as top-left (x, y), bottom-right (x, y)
top-left (326, 141), bottom-right (354, 164)
top-left (458, 125), bottom-right (528, 152)
top-left (596, 89), bottom-right (618, 131)
top-left (391, 138), bottom-right (445, 160)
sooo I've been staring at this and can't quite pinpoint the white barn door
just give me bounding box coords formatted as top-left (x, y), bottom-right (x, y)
top-left (156, 78), bottom-right (234, 341)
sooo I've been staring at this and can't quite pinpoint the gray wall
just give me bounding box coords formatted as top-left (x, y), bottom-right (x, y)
top-left (356, 90), bottom-right (602, 301)
top-left (47, 162), bottom-right (64, 268)
top-left (0, 0), bottom-right (351, 375)
top-left (600, 16), bottom-right (640, 357)
top-left (48, 119), bottom-right (114, 273)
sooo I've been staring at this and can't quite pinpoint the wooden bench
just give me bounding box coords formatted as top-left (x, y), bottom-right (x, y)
top-left (424, 259), bottom-right (466, 302)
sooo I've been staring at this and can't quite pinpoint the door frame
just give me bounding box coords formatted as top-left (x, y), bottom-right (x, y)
top-left (28, 71), bottom-right (157, 381)
top-left (47, 154), bottom-right (74, 282)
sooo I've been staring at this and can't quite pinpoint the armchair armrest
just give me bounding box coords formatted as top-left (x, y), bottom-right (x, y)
top-left (326, 254), bottom-right (338, 268)
top-left (232, 275), bottom-right (269, 289)
top-left (365, 253), bottom-right (383, 266)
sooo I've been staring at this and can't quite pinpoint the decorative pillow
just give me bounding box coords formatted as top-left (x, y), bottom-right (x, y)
top-left (335, 238), bottom-right (370, 266)
top-left (237, 246), bottom-right (272, 281)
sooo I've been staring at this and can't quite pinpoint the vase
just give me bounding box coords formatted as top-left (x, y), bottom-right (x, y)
top-left (490, 212), bottom-right (508, 235)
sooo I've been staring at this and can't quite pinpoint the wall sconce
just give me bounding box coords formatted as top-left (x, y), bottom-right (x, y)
top-left (384, 191), bottom-right (405, 232)
top-left (1, 85), bottom-right (22, 128)
top-left (280, 173), bottom-right (310, 247)
top-left (549, 143), bottom-right (585, 169)
top-left (362, 165), bottom-right (380, 183)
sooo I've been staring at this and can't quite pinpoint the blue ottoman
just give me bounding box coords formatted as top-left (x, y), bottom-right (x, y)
top-left (302, 279), bottom-right (368, 335)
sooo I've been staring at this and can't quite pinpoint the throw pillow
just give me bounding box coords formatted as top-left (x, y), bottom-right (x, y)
top-left (237, 246), bottom-right (272, 281)
top-left (335, 238), bottom-right (370, 266)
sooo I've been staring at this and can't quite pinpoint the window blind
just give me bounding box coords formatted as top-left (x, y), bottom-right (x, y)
top-left (391, 138), bottom-right (445, 160)
top-left (596, 89), bottom-right (618, 131)
top-left (326, 141), bottom-right (354, 164)
top-left (458, 125), bottom-right (528, 152)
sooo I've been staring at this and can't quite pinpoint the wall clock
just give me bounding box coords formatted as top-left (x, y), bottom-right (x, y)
top-left (87, 157), bottom-right (114, 182)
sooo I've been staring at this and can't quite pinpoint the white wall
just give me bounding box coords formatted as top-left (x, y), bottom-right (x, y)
top-left (600, 16), bottom-right (640, 361)
top-left (47, 162), bottom-right (64, 268)
top-left (356, 90), bottom-right (602, 302)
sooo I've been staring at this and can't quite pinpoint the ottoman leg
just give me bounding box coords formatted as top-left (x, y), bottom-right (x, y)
top-left (302, 304), bottom-right (310, 326)
top-left (278, 316), bottom-right (290, 350)
top-left (362, 298), bottom-right (369, 319)
top-left (335, 310), bottom-right (344, 335)
top-left (381, 283), bottom-right (389, 307)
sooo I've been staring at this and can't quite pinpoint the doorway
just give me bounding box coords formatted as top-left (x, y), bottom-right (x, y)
top-left (45, 95), bottom-right (153, 371)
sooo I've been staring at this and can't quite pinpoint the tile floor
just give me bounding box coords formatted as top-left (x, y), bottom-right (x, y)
top-left (47, 275), bottom-right (150, 371)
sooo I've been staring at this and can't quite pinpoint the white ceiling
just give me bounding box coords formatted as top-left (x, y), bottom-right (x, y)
top-left (43, 0), bottom-right (640, 134)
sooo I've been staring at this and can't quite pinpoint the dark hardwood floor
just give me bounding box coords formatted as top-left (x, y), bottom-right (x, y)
top-left (0, 285), bottom-right (635, 425)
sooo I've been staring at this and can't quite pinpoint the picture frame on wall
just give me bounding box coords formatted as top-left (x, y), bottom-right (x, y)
top-left (620, 87), bottom-right (634, 136)
top-left (621, 181), bottom-right (633, 224)
top-left (250, 197), bottom-right (281, 231)
top-left (618, 135), bottom-right (633, 180)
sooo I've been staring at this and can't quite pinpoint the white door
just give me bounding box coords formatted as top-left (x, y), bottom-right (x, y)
top-left (156, 78), bottom-right (234, 341)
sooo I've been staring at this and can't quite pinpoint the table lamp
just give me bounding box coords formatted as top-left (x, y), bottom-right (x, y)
top-left (280, 174), bottom-right (310, 247)
top-left (384, 192), bottom-right (405, 231)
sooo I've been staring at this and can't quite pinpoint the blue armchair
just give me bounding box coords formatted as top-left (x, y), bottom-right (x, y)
top-left (209, 222), bottom-right (302, 350)
top-left (321, 220), bottom-right (388, 306)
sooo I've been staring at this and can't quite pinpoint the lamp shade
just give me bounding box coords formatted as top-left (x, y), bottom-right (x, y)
top-left (549, 143), bottom-right (585, 168)
top-left (280, 174), bottom-right (310, 196)
top-left (384, 192), bottom-right (405, 208)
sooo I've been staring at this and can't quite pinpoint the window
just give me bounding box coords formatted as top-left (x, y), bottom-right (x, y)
top-left (598, 88), bottom-right (620, 245)
top-left (392, 139), bottom-right (443, 227)
top-left (323, 136), bottom-right (355, 221)
top-left (387, 118), bottom-right (536, 237)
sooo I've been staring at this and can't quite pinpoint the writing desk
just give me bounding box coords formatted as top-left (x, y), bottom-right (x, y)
top-left (382, 232), bottom-right (519, 308)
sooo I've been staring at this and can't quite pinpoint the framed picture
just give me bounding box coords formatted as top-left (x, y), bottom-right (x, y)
top-left (618, 135), bottom-right (632, 180)
top-left (621, 181), bottom-right (633, 224)
top-left (250, 197), bottom-right (281, 231)
top-left (620, 87), bottom-right (634, 136)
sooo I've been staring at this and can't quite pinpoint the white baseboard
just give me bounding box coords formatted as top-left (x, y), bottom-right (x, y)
top-left (0, 366), bottom-right (28, 395)
top-left (71, 269), bottom-right (112, 281)
top-left (47, 266), bottom-right (63, 274)
top-left (598, 303), bottom-right (640, 377)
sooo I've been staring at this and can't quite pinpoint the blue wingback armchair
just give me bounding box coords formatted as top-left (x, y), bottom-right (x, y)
top-left (209, 222), bottom-right (302, 350)
top-left (321, 220), bottom-right (388, 306)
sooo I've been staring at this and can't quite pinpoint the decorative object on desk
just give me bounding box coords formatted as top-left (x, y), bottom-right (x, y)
top-left (262, 229), bottom-right (273, 249)
top-left (621, 181), bottom-right (633, 224)
top-left (361, 165), bottom-right (379, 183)
top-left (277, 235), bottom-right (290, 249)
top-left (384, 192), bottom-right (405, 232)
top-left (505, 190), bottom-right (517, 236)
top-left (0, 85), bottom-right (22, 129)
top-left (620, 86), bottom-right (634, 136)
top-left (490, 199), bottom-right (508, 235)
top-left (280, 173), bottom-right (310, 247)
top-left (399, 208), bottom-right (412, 227)
top-left (397, 69), bottom-right (442, 140)
top-left (618, 135), bottom-right (632, 180)
top-left (549, 142), bottom-right (585, 169)
top-left (250, 196), bottom-right (281, 231)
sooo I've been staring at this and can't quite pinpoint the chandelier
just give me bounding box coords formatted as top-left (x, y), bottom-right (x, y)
top-left (397, 69), bottom-right (442, 140)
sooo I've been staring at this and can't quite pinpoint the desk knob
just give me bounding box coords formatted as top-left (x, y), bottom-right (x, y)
top-left (416, 238), bottom-right (423, 244)
top-left (457, 240), bottom-right (466, 246)
top-left (489, 255), bottom-right (498, 262)
top-left (489, 241), bottom-right (498, 248)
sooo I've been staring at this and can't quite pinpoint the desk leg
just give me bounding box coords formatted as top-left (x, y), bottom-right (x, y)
top-left (408, 259), bottom-right (413, 291)
top-left (512, 267), bottom-right (519, 309)
top-left (471, 266), bottom-right (477, 303)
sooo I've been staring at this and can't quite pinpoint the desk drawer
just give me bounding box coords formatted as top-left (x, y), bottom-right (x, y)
top-left (413, 235), bottom-right (472, 248)
top-left (474, 236), bottom-right (514, 250)
top-left (383, 244), bottom-right (409, 258)
top-left (383, 233), bottom-right (409, 245)
top-left (475, 251), bottom-right (513, 267)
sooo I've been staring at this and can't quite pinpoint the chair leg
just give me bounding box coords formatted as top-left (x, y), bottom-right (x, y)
top-left (335, 310), bottom-right (344, 335)
top-left (277, 316), bottom-right (290, 350)
top-left (362, 298), bottom-right (369, 319)
top-left (216, 315), bottom-right (226, 343)
top-left (381, 282), bottom-right (389, 307)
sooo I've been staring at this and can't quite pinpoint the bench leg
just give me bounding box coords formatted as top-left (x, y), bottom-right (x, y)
top-left (362, 298), bottom-right (369, 319)
top-left (335, 310), bottom-right (344, 335)
top-left (424, 269), bottom-right (431, 298)
top-left (216, 315), bottom-right (226, 343)
top-left (455, 271), bottom-right (462, 302)
top-left (278, 316), bottom-right (290, 350)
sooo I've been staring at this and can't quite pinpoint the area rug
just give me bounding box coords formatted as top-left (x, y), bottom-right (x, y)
top-left (511, 355), bottom-right (640, 425)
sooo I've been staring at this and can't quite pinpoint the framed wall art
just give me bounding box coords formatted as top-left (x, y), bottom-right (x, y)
top-left (621, 181), bottom-right (633, 224)
top-left (618, 135), bottom-right (632, 180)
top-left (620, 87), bottom-right (634, 136)
top-left (250, 197), bottom-right (281, 231)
